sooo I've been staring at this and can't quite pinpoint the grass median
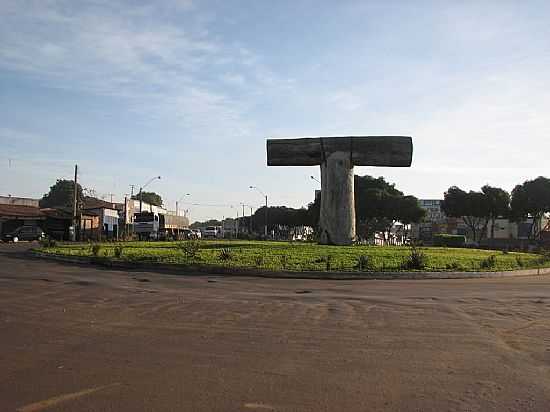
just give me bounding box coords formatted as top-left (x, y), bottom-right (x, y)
top-left (36, 240), bottom-right (550, 273)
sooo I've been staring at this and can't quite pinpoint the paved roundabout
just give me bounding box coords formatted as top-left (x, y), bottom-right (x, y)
top-left (2, 243), bottom-right (550, 411)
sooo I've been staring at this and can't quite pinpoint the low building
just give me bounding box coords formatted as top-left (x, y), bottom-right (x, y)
top-left (411, 199), bottom-right (454, 242)
top-left (82, 197), bottom-right (121, 239)
top-left (0, 204), bottom-right (45, 236)
top-left (0, 196), bottom-right (40, 207)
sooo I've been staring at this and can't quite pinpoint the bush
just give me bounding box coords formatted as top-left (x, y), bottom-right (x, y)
top-left (323, 255), bottom-right (332, 271)
top-left (113, 245), bottom-right (124, 258)
top-left (91, 243), bottom-right (102, 257)
top-left (445, 262), bottom-right (463, 271)
top-left (515, 255), bottom-right (525, 268)
top-left (218, 248), bottom-right (233, 261)
top-left (279, 254), bottom-right (289, 270)
top-left (356, 255), bottom-right (376, 271)
top-left (480, 255), bottom-right (497, 270)
top-left (433, 234), bottom-right (466, 248)
top-left (253, 255), bottom-right (264, 267)
top-left (402, 245), bottom-right (428, 270)
top-left (178, 240), bottom-right (201, 259)
top-left (40, 238), bottom-right (56, 248)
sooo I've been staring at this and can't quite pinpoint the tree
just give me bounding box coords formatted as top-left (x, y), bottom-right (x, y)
top-left (305, 175), bottom-right (424, 242)
top-left (397, 195), bottom-right (427, 236)
top-left (481, 185), bottom-right (510, 240)
top-left (354, 175), bottom-right (424, 242)
top-left (441, 186), bottom-right (490, 243)
top-left (40, 179), bottom-right (83, 209)
top-left (190, 219), bottom-right (221, 229)
top-left (132, 191), bottom-right (163, 207)
top-left (250, 206), bottom-right (310, 237)
top-left (510, 176), bottom-right (550, 240)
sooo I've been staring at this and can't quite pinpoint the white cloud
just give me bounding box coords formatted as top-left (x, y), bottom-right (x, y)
top-left (0, 0), bottom-right (285, 141)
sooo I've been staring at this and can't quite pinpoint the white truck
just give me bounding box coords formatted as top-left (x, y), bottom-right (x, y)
top-left (203, 226), bottom-right (221, 239)
top-left (134, 211), bottom-right (190, 240)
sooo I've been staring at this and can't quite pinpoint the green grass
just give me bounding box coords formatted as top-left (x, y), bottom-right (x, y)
top-left (36, 240), bottom-right (550, 273)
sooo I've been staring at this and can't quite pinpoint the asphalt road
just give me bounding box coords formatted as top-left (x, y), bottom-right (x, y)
top-left (1, 243), bottom-right (550, 411)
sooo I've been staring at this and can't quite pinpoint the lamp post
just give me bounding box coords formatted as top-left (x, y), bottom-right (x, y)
top-left (139, 175), bottom-right (161, 212)
top-left (240, 202), bottom-right (253, 234)
top-left (230, 205), bottom-right (239, 238)
top-left (176, 193), bottom-right (190, 216)
top-left (249, 186), bottom-right (268, 237)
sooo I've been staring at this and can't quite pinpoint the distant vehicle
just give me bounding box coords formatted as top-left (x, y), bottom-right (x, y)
top-left (134, 211), bottom-right (189, 240)
top-left (191, 229), bottom-right (202, 239)
top-left (2, 226), bottom-right (45, 242)
top-left (180, 228), bottom-right (193, 240)
top-left (203, 226), bottom-right (219, 239)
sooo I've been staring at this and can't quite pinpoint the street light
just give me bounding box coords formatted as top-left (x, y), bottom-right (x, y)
top-left (230, 205), bottom-right (240, 238)
top-left (249, 185), bottom-right (268, 237)
top-left (241, 202), bottom-right (254, 234)
top-left (176, 193), bottom-right (190, 216)
top-left (139, 175), bottom-right (161, 212)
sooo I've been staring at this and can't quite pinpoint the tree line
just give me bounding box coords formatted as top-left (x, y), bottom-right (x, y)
top-left (39, 179), bottom-right (164, 209)
top-left (248, 175), bottom-right (426, 240)
top-left (442, 176), bottom-right (550, 242)
top-left (40, 175), bottom-right (550, 243)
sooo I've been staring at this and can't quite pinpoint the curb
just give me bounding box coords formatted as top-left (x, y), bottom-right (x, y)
top-left (29, 251), bottom-right (550, 280)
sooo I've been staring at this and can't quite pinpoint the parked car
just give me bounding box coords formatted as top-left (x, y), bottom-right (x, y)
top-left (2, 226), bottom-right (45, 242)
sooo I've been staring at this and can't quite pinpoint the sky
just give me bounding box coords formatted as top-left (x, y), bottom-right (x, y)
top-left (1, 0), bottom-right (549, 222)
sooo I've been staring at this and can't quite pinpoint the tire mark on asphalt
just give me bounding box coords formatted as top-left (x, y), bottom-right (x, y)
top-left (17, 382), bottom-right (121, 412)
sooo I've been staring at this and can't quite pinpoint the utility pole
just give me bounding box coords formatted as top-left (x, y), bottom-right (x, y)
top-left (242, 203), bottom-right (245, 235)
top-left (72, 164), bottom-right (78, 241)
top-left (249, 186), bottom-right (269, 238)
top-left (249, 207), bottom-right (253, 234)
top-left (130, 185), bottom-right (135, 197)
top-left (265, 195), bottom-right (268, 238)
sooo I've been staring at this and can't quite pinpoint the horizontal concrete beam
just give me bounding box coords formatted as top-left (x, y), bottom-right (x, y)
top-left (266, 136), bottom-right (413, 167)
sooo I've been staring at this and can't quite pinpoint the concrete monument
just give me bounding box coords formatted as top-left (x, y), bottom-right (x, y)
top-left (267, 136), bottom-right (413, 245)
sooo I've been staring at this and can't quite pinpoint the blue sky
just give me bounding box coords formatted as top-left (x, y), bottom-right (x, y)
top-left (1, 0), bottom-right (549, 221)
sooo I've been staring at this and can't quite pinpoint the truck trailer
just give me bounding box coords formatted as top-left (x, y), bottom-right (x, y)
top-left (134, 211), bottom-right (190, 240)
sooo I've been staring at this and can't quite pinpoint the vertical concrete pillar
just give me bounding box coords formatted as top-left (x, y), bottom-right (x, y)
top-left (319, 151), bottom-right (356, 245)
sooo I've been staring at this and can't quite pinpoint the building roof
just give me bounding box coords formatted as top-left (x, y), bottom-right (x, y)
top-left (40, 208), bottom-right (72, 219)
top-left (0, 204), bottom-right (44, 218)
top-left (0, 196), bottom-right (40, 207)
top-left (82, 197), bottom-right (121, 211)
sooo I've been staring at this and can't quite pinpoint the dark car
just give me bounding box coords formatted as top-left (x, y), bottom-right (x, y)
top-left (2, 226), bottom-right (45, 242)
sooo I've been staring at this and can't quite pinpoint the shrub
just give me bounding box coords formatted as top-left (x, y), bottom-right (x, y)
top-left (253, 255), bottom-right (264, 267)
top-left (433, 234), bottom-right (466, 248)
top-left (402, 245), bottom-right (428, 270)
top-left (178, 240), bottom-right (201, 259)
top-left (535, 252), bottom-right (550, 266)
top-left (218, 248), bottom-right (233, 261)
top-left (515, 255), bottom-right (525, 268)
top-left (279, 254), bottom-right (289, 270)
top-left (113, 245), bottom-right (124, 258)
top-left (91, 243), bottom-right (102, 257)
top-left (480, 255), bottom-right (497, 270)
top-left (40, 238), bottom-right (56, 248)
top-left (445, 262), bottom-right (463, 271)
top-left (356, 255), bottom-right (376, 271)
top-left (323, 255), bottom-right (332, 271)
